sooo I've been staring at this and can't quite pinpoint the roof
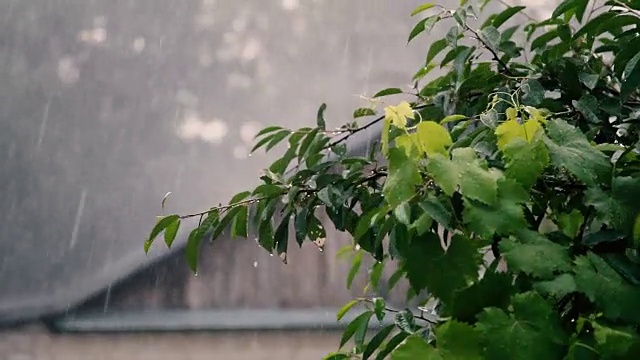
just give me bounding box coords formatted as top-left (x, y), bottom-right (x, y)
top-left (0, 0), bottom-right (431, 325)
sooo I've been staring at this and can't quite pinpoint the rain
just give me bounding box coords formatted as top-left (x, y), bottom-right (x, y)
top-left (0, 0), bottom-right (556, 359)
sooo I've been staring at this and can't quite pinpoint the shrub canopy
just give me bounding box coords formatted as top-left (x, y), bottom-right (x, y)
top-left (148, 0), bottom-right (640, 358)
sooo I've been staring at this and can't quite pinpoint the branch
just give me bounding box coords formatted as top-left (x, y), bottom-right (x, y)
top-left (324, 103), bottom-right (432, 151)
top-left (179, 196), bottom-right (270, 220)
top-left (357, 298), bottom-right (437, 325)
top-left (464, 25), bottom-right (513, 76)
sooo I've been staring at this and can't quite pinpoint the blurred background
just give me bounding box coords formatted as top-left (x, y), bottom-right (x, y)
top-left (0, 0), bottom-right (551, 358)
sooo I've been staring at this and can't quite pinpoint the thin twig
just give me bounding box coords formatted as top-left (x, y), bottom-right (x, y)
top-left (357, 298), bottom-right (437, 325)
top-left (179, 196), bottom-right (270, 219)
top-left (465, 25), bottom-right (513, 76)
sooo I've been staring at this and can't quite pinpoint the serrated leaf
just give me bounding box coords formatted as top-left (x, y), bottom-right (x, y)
top-left (385, 101), bottom-right (414, 129)
top-left (363, 324), bottom-right (395, 360)
top-left (463, 179), bottom-right (528, 238)
top-left (556, 209), bottom-right (583, 239)
top-left (410, 3), bottom-right (435, 16)
top-left (495, 118), bottom-right (543, 150)
top-left (383, 148), bottom-right (422, 207)
top-left (337, 299), bottom-right (359, 321)
top-left (428, 148), bottom-right (501, 206)
top-left (502, 137), bottom-right (549, 189)
top-left (476, 292), bottom-right (567, 360)
top-left (592, 321), bottom-right (640, 356)
top-left (416, 121), bottom-right (452, 156)
top-left (534, 273), bottom-right (577, 297)
top-left (574, 253), bottom-right (640, 322)
top-left (402, 233), bottom-right (480, 304)
top-left (450, 271), bottom-right (514, 323)
top-left (145, 214), bottom-right (180, 253)
top-left (436, 320), bottom-right (483, 359)
top-left (572, 94), bottom-right (600, 124)
top-left (419, 196), bottom-right (453, 229)
top-left (585, 176), bottom-right (640, 235)
top-left (390, 335), bottom-right (436, 360)
top-left (500, 230), bottom-right (572, 279)
top-left (543, 119), bottom-right (611, 186)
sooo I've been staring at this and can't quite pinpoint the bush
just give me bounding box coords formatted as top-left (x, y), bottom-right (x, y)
top-left (146, 1), bottom-right (640, 358)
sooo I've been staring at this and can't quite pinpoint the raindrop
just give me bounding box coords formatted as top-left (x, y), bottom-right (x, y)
top-left (194, 272), bottom-right (199, 277)
top-left (103, 284), bottom-right (112, 313)
top-left (253, 260), bottom-right (258, 268)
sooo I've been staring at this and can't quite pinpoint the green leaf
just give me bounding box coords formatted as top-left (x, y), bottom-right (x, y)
top-left (502, 137), bottom-right (549, 189)
top-left (230, 206), bottom-right (248, 238)
top-left (274, 213), bottom-right (290, 261)
top-left (393, 202), bottom-right (411, 225)
top-left (622, 53), bottom-right (640, 99)
top-left (373, 297), bottom-right (386, 321)
top-left (363, 324), bottom-right (395, 360)
top-left (185, 228), bottom-right (203, 272)
top-left (323, 353), bottom-right (350, 360)
top-left (255, 125), bottom-right (284, 138)
top-left (534, 273), bottom-right (577, 298)
top-left (340, 311), bottom-right (373, 349)
top-left (450, 271), bottom-right (514, 323)
top-left (551, 0), bottom-right (579, 19)
top-left (578, 72), bottom-right (599, 90)
top-left (316, 103), bottom-right (327, 130)
top-left (419, 196), bottom-right (453, 229)
top-left (556, 209), bottom-right (583, 239)
top-left (145, 214), bottom-right (180, 253)
top-left (463, 179), bottom-right (528, 238)
top-left (574, 253), bottom-right (640, 322)
top-left (383, 148), bottom-right (422, 207)
top-left (337, 299), bottom-right (359, 321)
top-left (375, 332), bottom-right (409, 360)
top-left (265, 129), bottom-right (291, 152)
top-left (390, 335), bottom-right (437, 360)
top-left (491, 6), bottom-right (526, 28)
top-left (408, 15), bottom-right (439, 43)
top-left (402, 234), bottom-right (480, 304)
top-left (354, 107), bottom-right (376, 118)
top-left (394, 310), bottom-right (419, 334)
top-left (585, 176), bottom-right (640, 235)
top-left (572, 94), bottom-right (600, 124)
top-left (347, 251), bottom-right (363, 289)
top-left (500, 230), bottom-right (572, 279)
top-left (435, 320), bottom-right (483, 359)
top-left (476, 292), bottom-right (567, 360)
top-left (543, 119), bottom-right (611, 186)
top-left (592, 321), bottom-right (640, 356)
top-left (373, 88), bottom-right (403, 98)
top-left (163, 218), bottom-right (181, 248)
top-left (416, 121), bottom-right (452, 156)
top-left (428, 148), bottom-right (501, 206)
top-left (410, 3), bottom-right (435, 16)
top-left (426, 39), bottom-right (448, 64)
top-left (297, 128), bottom-right (320, 163)
top-left (480, 26), bottom-right (501, 51)
top-left (439, 114), bottom-right (466, 124)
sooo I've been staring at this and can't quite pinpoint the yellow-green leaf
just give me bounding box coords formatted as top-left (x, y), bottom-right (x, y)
top-left (416, 121), bottom-right (452, 156)
top-left (634, 214), bottom-right (640, 247)
top-left (440, 114), bottom-right (466, 124)
top-left (506, 107), bottom-right (518, 121)
top-left (381, 118), bottom-right (391, 155)
top-left (385, 101), bottom-right (415, 129)
top-left (410, 3), bottom-right (435, 16)
top-left (495, 118), bottom-right (543, 150)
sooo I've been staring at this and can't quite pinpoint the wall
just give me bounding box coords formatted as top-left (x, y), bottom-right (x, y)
top-left (0, 325), bottom-right (341, 360)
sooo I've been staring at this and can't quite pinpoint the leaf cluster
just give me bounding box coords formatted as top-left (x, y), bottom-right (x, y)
top-left (148, 0), bottom-right (640, 358)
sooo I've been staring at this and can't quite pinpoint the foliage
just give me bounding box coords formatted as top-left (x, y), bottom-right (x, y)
top-left (147, 0), bottom-right (640, 358)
